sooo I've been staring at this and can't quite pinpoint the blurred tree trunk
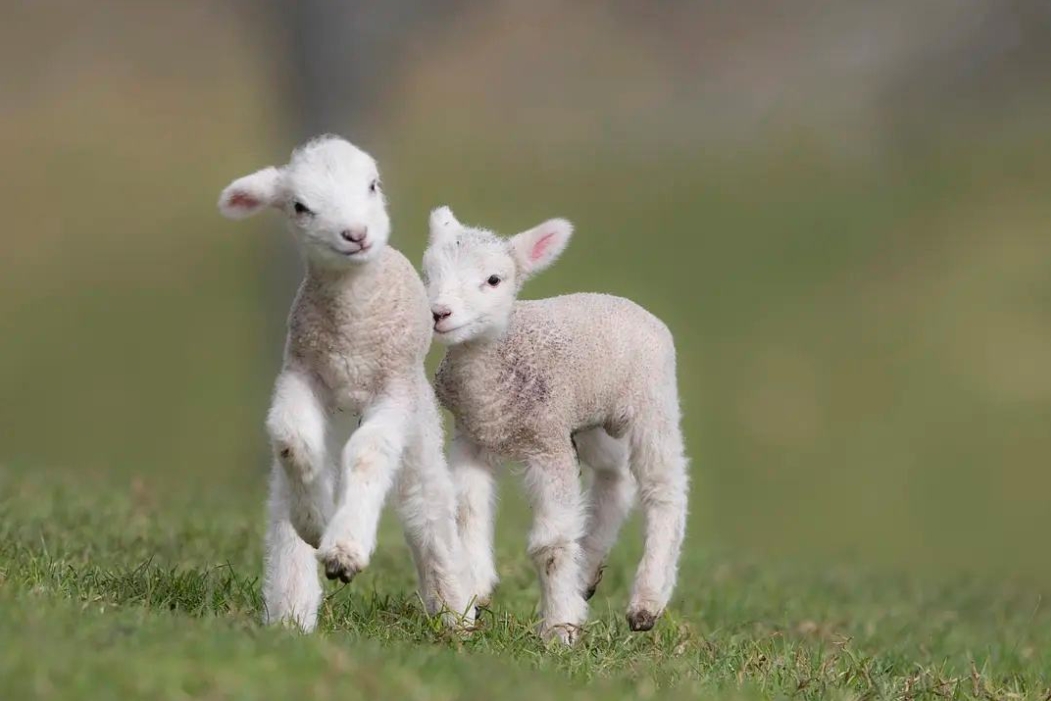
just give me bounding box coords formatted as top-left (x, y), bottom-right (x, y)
top-left (276, 0), bottom-right (461, 138)
top-left (283, 2), bottom-right (390, 139)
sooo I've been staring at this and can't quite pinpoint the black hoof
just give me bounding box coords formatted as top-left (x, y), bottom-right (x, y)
top-left (626, 609), bottom-right (657, 632)
top-left (583, 567), bottom-right (605, 601)
top-left (324, 563), bottom-right (355, 584)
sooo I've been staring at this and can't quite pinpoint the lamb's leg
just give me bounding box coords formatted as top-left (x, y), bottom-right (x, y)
top-left (317, 391), bottom-right (408, 583)
top-left (262, 370), bottom-right (331, 630)
top-left (575, 427), bottom-right (635, 600)
top-left (524, 448), bottom-right (588, 645)
top-left (625, 406), bottom-right (689, 632)
top-left (395, 402), bottom-right (474, 627)
top-left (265, 369), bottom-right (334, 548)
top-left (262, 465), bottom-right (323, 631)
top-left (448, 430), bottom-right (498, 609)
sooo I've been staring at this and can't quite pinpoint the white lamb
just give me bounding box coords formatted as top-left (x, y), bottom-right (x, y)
top-left (217, 136), bottom-right (471, 631)
top-left (422, 206), bottom-right (689, 644)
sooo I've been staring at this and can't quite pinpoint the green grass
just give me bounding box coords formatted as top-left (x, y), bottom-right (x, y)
top-left (2, 468), bottom-right (1049, 700)
top-left (2, 131), bottom-right (1050, 698)
top-left (2, 24), bottom-right (1050, 696)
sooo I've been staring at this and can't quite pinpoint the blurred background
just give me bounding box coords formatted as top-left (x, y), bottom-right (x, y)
top-left (2, 0), bottom-right (1049, 578)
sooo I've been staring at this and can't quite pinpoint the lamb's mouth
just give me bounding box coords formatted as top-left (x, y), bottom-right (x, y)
top-left (434, 323), bottom-right (466, 335)
top-left (335, 243), bottom-right (371, 256)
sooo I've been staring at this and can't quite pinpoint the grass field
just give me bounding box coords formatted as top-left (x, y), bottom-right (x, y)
top-left (3, 134), bottom-right (1050, 697)
top-left (2, 467), bottom-right (1050, 700)
top-left (3, 134), bottom-right (1051, 698)
top-left (3, 16), bottom-right (1051, 694)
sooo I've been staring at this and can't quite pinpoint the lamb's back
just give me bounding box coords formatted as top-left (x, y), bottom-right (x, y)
top-left (515, 293), bottom-right (674, 422)
top-left (439, 292), bottom-right (674, 455)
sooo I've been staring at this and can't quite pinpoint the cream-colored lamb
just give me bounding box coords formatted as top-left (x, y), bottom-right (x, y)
top-left (422, 206), bottom-right (689, 643)
top-left (217, 137), bottom-right (471, 632)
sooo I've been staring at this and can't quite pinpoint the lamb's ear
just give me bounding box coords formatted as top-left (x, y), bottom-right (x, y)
top-left (510, 218), bottom-right (573, 279)
top-left (218, 166), bottom-right (282, 220)
top-left (428, 206), bottom-right (461, 244)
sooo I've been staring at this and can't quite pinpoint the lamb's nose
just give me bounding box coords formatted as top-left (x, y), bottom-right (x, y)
top-left (341, 227), bottom-right (367, 243)
top-left (432, 305), bottom-right (452, 323)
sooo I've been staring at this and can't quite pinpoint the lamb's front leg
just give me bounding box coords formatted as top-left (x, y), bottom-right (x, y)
top-left (266, 370), bottom-right (334, 547)
top-left (318, 392), bottom-right (408, 583)
top-left (262, 369), bottom-right (332, 630)
top-left (524, 446), bottom-right (588, 645)
top-left (449, 430), bottom-right (498, 609)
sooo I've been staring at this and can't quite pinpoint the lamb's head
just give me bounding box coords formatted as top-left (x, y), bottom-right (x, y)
top-left (422, 206), bottom-right (573, 345)
top-left (218, 135), bottom-right (390, 268)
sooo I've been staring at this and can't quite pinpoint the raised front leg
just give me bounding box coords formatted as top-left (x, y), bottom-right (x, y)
top-left (575, 428), bottom-right (635, 600)
top-left (448, 430), bottom-right (498, 609)
top-left (265, 369), bottom-right (334, 548)
top-left (262, 465), bottom-right (323, 631)
top-left (395, 396), bottom-right (474, 627)
top-left (317, 390), bottom-right (409, 583)
top-left (524, 446), bottom-right (588, 644)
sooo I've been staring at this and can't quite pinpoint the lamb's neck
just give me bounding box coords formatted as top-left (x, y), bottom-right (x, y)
top-left (447, 335), bottom-right (494, 362)
top-left (445, 333), bottom-right (508, 380)
top-left (302, 257), bottom-right (378, 300)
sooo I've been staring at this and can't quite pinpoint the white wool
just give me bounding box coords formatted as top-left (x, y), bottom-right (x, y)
top-left (423, 207), bottom-right (689, 643)
top-left (218, 137), bottom-right (471, 631)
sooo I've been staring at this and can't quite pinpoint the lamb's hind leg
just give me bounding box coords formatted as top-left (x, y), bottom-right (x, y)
top-left (575, 427), bottom-right (635, 600)
top-left (625, 405), bottom-right (689, 632)
top-left (393, 393), bottom-right (474, 627)
top-left (262, 466), bottom-right (323, 631)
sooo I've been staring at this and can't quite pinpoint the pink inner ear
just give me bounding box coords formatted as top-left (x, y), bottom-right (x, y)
top-left (530, 232), bottom-right (557, 262)
top-left (227, 191), bottom-right (259, 209)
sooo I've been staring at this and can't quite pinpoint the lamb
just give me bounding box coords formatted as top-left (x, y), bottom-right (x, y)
top-left (217, 136), bottom-right (471, 632)
top-left (422, 206), bottom-right (689, 644)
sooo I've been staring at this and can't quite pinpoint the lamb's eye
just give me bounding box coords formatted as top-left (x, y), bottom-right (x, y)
top-left (368, 179), bottom-right (379, 194)
top-left (486, 275), bottom-right (501, 287)
top-left (293, 201), bottom-right (312, 215)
